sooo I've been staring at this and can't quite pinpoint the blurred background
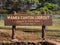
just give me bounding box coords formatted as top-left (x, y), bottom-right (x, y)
top-left (0, 0), bottom-right (60, 41)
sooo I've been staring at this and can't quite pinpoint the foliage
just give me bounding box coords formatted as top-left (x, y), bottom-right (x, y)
top-left (0, 9), bottom-right (8, 14)
top-left (44, 3), bottom-right (58, 11)
top-left (40, 7), bottom-right (52, 14)
top-left (27, 10), bottom-right (40, 14)
top-left (26, 7), bottom-right (52, 15)
top-left (17, 0), bottom-right (59, 14)
top-left (55, 10), bottom-right (60, 15)
top-left (27, 0), bottom-right (39, 3)
top-left (0, 0), bottom-right (60, 14)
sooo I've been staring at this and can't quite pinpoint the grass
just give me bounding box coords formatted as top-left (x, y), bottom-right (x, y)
top-left (0, 29), bottom-right (11, 33)
top-left (0, 20), bottom-right (4, 27)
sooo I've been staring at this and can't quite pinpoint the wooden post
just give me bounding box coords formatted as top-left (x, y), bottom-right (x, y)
top-left (41, 10), bottom-right (46, 40)
top-left (11, 11), bottom-right (17, 39)
top-left (12, 25), bottom-right (16, 39)
top-left (42, 25), bottom-right (46, 40)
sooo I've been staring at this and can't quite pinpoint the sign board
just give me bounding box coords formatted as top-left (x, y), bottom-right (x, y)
top-left (4, 15), bottom-right (52, 26)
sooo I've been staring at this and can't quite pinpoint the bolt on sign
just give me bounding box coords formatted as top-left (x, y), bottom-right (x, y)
top-left (4, 14), bottom-right (52, 26)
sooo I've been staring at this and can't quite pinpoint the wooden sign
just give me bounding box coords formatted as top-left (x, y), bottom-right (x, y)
top-left (4, 15), bottom-right (52, 26)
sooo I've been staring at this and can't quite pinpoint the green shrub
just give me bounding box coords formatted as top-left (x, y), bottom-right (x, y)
top-left (44, 3), bottom-right (58, 11)
top-left (26, 7), bottom-right (52, 15)
top-left (40, 7), bottom-right (52, 14)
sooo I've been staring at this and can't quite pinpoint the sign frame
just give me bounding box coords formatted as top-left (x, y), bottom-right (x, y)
top-left (4, 14), bottom-right (52, 26)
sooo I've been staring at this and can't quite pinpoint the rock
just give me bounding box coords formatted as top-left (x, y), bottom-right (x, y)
top-left (11, 39), bottom-right (19, 42)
